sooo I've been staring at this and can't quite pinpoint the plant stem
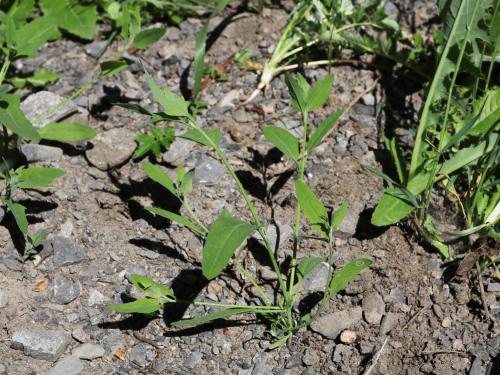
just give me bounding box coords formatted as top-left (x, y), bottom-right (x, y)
top-left (178, 299), bottom-right (282, 311)
top-left (182, 195), bottom-right (209, 233)
top-left (233, 257), bottom-right (272, 305)
top-left (0, 56), bottom-right (11, 86)
top-left (185, 117), bottom-right (289, 303)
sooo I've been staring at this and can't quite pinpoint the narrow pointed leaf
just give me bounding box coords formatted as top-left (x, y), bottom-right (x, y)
top-left (295, 180), bottom-right (329, 236)
top-left (330, 258), bottom-right (372, 297)
top-left (100, 59), bottom-right (131, 77)
top-left (286, 74), bottom-right (307, 112)
top-left (39, 122), bottom-right (96, 142)
top-left (132, 27), bottom-right (166, 49)
top-left (172, 307), bottom-right (257, 328)
top-left (307, 75), bottom-right (333, 111)
top-left (129, 274), bottom-right (174, 299)
top-left (202, 211), bottom-right (256, 280)
top-left (146, 207), bottom-right (203, 235)
top-left (371, 188), bottom-right (415, 226)
top-left (307, 110), bottom-right (342, 152)
top-left (143, 162), bottom-right (177, 197)
top-left (108, 298), bottom-right (161, 314)
top-left (180, 128), bottom-right (221, 148)
top-left (0, 94), bottom-right (40, 141)
top-left (5, 199), bottom-right (28, 234)
top-left (331, 202), bottom-right (348, 232)
top-left (263, 126), bottom-right (299, 161)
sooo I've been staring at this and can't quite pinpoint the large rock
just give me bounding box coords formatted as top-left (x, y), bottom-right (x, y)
top-left (310, 307), bottom-right (362, 339)
top-left (11, 330), bottom-right (70, 361)
top-left (21, 144), bottom-right (63, 162)
top-left (21, 91), bottom-right (78, 128)
top-left (46, 356), bottom-right (83, 375)
top-left (50, 236), bottom-right (87, 267)
top-left (86, 128), bottom-right (136, 170)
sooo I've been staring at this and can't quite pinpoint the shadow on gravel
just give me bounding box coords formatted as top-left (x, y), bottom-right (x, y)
top-left (129, 238), bottom-right (186, 262)
top-left (107, 171), bottom-right (182, 229)
top-left (90, 85), bottom-right (137, 119)
top-left (354, 207), bottom-right (388, 240)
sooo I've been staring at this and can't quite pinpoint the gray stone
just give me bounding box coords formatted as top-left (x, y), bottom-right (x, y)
top-left (302, 262), bottom-right (329, 293)
top-left (86, 128), bottom-right (136, 170)
top-left (129, 343), bottom-right (157, 368)
top-left (47, 356), bottom-right (83, 375)
top-left (84, 41), bottom-right (108, 58)
top-left (162, 138), bottom-right (194, 165)
top-left (379, 312), bottom-right (402, 335)
top-left (362, 94), bottom-right (375, 106)
top-left (384, 1), bottom-right (399, 19)
top-left (194, 157), bottom-right (225, 185)
top-left (11, 330), bottom-right (70, 361)
top-left (233, 108), bottom-right (252, 122)
top-left (2, 254), bottom-right (22, 271)
top-left (251, 352), bottom-right (269, 375)
top-left (0, 364), bottom-right (6, 375)
top-left (87, 289), bottom-right (105, 306)
top-left (468, 357), bottom-right (485, 375)
top-left (332, 344), bottom-right (353, 363)
top-left (72, 343), bottom-right (105, 359)
top-left (362, 292), bottom-right (385, 325)
top-left (183, 351), bottom-right (203, 369)
top-left (333, 135), bottom-right (349, 155)
top-left (51, 236), bottom-right (87, 267)
top-left (359, 340), bottom-right (375, 354)
top-left (253, 224), bottom-right (294, 251)
top-left (21, 91), bottom-right (78, 128)
top-left (49, 276), bottom-right (81, 304)
top-left (487, 283), bottom-right (500, 292)
top-left (285, 353), bottom-right (303, 369)
top-left (386, 287), bottom-right (406, 304)
top-left (102, 332), bottom-right (128, 355)
top-left (21, 144), bottom-right (63, 162)
top-left (335, 208), bottom-right (360, 238)
top-left (0, 289), bottom-right (9, 308)
top-left (310, 307), bottom-right (362, 339)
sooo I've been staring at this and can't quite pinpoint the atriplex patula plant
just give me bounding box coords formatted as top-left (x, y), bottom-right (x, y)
top-left (109, 72), bottom-right (371, 347)
top-left (369, 0), bottom-right (499, 259)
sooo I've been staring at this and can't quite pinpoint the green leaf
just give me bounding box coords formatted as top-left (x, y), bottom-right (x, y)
top-left (286, 74), bottom-right (308, 112)
top-left (14, 16), bottom-right (60, 57)
top-left (307, 110), bottom-right (342, 152)
top-left (39, 122), bottom-right (96, 142)
top-left (8, 0), bottom-right (35, 24)
top-left (331, 202), bottom-right (348, 232)
top-left (100, 59), bottom-right (131, 77)
top-left (0, 94), bottom-right (40, 141)
top-left (371, 188), bottom-right (415, 226)
top-left (180, 128), bottom-right (221, 148)
top-left (297, 256), bottom-right (323, 279)
top-left (25, 69), bottom-right (60, 87)
top-left (263, 126), bottom-right (299, 162)
top-left (129, 274), bottom-right (174, 300)
top-left (202, 210), bottom-right (256, 280)
top-left (172, 307), bottom-right (256, 328)
top-left (41, 0), bottom-right (97, 40)
top-left (295, 179), bottom-right (329, 236)
top-left (108, 298), bottom-right (161, 314)
top-left (132, 27), bottom-right (166, 49)
top-left (384, 137), bottom-right (407, 184)
top-left (330, 258), bottom-right (372, 297)
top-left (16, 167), bottom-right (64, 189)
top-left (5, 199), bottom-right (28, 234)
top-left (306, 75), bottom-right (333, 111)
top-left (143, 162), bottom-right (177, 197)
top-left (145, 70), bottom-right (189, 117)
top-left (179, 170), bottom-right (195, 194)
top-left (146, 207), bottom-right (204, 235)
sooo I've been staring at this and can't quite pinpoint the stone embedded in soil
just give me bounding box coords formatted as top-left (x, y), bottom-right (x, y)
top-left (21, 144), bottom-right (63, 162)
top-left (335, 208), bottom-right (360, 238)
top-left (162, 137), bottom-right (194, 165)
top-left (301, 262), bottom-right (329, 293)
top-left (193, 157), bottom-right (226, 185)
top-left (51, 236), bottom-right (87, 267)
top-left (21, 91), bottom-right (78, 128)
top-left (86, 127), bottom-right (136, 170)
top-left (129, 343), bottom-right (157, 368)
top-left (253, 224), bottom-right (294, 251)
top-left (48, 275), bottom-right (81, 304)
top-left (46, 355), bottom-right (83, 375)
top-left (251, 352), bottom-right (269, 375)
top-left (332, 344), bottom-right (353, 363)
top-left (87, 289), bottom-right (105, 306)
top-left (285, 353), bottom-right (303, 369)
top-left (362, 292), bottom-right (385, 325)
top-left (11, 330), bottom-right (70, 361)
top-left (310, 307), bottom-right (362, 339)
top-left (73, 343), bottom-right (105, 360)
top-left (379, 312), bottom-right (402, 335)
top-left (468, 357), bottom-right (485, 375)
top-left (487, 283), bottom-right (500, 292)
top-left (0, 289), bottom-right (9, 308)
top-left (183, 351), bottom-right (203, 369)
top-left (2, 254), bottom-right (22, 271)
top-left (0, 364), bottom-right (6, 375)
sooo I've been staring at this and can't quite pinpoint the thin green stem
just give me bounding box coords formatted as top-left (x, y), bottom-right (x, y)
top-left (182, 196), bottom-right (209, 233)
top-left (0, 56), bottom-right (10, 86)
top-left (184, 117), bottom-right (289, 303)
top-left (188, 300), bottom-right (282, 311)
top-left (233, 257), bottom-right (272, 305)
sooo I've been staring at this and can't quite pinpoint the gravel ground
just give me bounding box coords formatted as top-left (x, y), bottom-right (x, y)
top-left (0, 2), bottom-right (498, 374)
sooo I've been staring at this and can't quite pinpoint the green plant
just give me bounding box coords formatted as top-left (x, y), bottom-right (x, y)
top-left (244, 0), bottom-right (423, 103)
top-left (134, 125), bottom-right (175, 160)
top-left (370, 0), bottom-right (499, 258)
top-left (109, 70), bottom-right (371, 347)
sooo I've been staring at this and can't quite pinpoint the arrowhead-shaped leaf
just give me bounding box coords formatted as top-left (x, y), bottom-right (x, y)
top-left (132, 27), bottom-right (166, 49)
top-left (371, 188), bottom-right (415, 226)
top-left (202, 210), bottom-right (255, 280)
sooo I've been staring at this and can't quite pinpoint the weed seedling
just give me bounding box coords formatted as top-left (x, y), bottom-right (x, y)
top-left (109, 71), bottom-right (371, 347)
